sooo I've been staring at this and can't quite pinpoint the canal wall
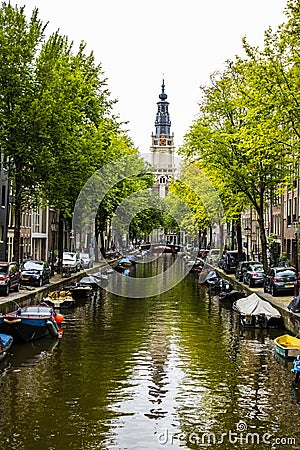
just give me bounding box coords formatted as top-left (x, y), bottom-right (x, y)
top-left (0, 263), bottom-right (108, 314)
top-left (212, 265), bottom-right (300, 336)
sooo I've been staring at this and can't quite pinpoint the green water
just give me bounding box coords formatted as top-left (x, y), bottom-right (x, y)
top-left (0, 255), bottom-right (299, 449)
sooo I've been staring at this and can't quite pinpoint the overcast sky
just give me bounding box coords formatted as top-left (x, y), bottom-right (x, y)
top-left (15, 0), bottom-right (287, 153)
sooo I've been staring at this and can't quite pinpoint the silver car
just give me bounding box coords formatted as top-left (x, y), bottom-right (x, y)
top-left (80, 253), bottom-right (93, 269)
top-left (62, 252), bottom-right (81, 274)
top-left (243, 264), bottom-right (265, 287)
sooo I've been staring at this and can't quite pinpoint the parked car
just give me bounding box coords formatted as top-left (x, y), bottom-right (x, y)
top-left (208, 248), bottom-right (221, 265)
top-left (62, 252), bottom-right (81, 274)
top-left (0, 261), bottom-right (21, 296)
top-left (198, 249), bottom-right (209, 259)
top-left (263, 266), bottom-right (298, 296)
top-left (80, 253), bottom-right (93, 269)
top-left (243, 263), bottom-right (265, 287)
top-left (235, 261), bottom-right (257, 282)
top-left (20, 260), bottom-right (51, 287)
top-left (222, 250), bottom-right (246, 274)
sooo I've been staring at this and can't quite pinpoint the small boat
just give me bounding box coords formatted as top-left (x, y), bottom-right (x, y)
top-left (198, 270), bottom-right (220, 286)
top-left (233, 293), bottom-right (282, 328)
top-left (124, 255), bottom-right (138, 265)
top-left (274, 334), bottom-right (300, 359)
top-left (291, 356), bottom-right (300, 381)
top-left (199, 270), bottom-right (232, 292)
top-left (219, 290), bottom-right (246, 304)
top-left (0, 333), bottom-right (13, 362)
top-left (67, 283), bottom-right (93, 299)
top-left (43, 290), bottom-right (75, 309)
top-left (190, 262), bottom-right (203, 273)
top-left (78, 275), bottom-right (102, 289)
top-left (0, 305), bottom-right (63, 342)
top-left (118, 257), bottom-right (133, 268)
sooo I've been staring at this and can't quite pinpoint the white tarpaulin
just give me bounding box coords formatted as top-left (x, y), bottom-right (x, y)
top-left (234, 293), bottom-right (281, 320)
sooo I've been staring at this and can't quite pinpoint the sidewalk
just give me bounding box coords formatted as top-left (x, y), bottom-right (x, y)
top-left (0, 262), bottom-right (106, 313)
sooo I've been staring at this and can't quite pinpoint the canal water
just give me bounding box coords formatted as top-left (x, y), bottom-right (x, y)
top-left (0, 255), bottom-right (300, 449)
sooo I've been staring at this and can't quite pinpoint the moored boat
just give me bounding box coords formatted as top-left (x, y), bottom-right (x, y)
top-left (78, 275), bottom-right (102, 289)
top-left (233, 293), bottom-right (282, 328)
top-left (291, 356), bottom-right (300, 381)
top-left (43, 290), bottom-right (75, 309)
top-left (219, 289), bottom-right (246, 304)
top-left (0, 333), bottom-right (13, 362)
top-left (274, 334), bottom-right (300, 359)
top-left (67, 283), bottom-right (93, 300)
top-left (118, 257), bottom-right (133, 268)
top-left (0, 305), bottom-right (63, 342)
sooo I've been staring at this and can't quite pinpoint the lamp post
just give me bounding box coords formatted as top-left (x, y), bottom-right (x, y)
top-left (70, 229), bottom-right (75, 252)
top-left (50, 218), bottom-right (58, 276)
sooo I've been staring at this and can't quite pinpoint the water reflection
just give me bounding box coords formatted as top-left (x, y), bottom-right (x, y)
top-left (0, 256), bottom-right (299, 449)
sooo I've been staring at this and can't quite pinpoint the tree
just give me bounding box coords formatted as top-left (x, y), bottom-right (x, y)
top-left (180, 52), bottom-right (297, 271)
top-left (0, 3), bottom-right (51, 262)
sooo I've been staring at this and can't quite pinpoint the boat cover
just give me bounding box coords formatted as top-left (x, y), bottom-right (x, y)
top-left (205, 270), bottom-right (219, 281)
top-left (119, 257), bottom-right (132, 265)
top-left (234, 293), bottom-right (281, 320)
top-left (79, 276), bottom-right (101, 286)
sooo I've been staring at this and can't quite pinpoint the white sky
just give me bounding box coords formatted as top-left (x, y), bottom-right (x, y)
top-left (15, 0), bottom-right (287, 153)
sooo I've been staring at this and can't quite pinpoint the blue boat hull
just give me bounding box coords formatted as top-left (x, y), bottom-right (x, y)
top-left (0, 306), bottom-right (59, 342)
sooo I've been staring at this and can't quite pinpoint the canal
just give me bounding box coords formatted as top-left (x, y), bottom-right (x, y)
top-left (0, 255), bottom-right (300, 449)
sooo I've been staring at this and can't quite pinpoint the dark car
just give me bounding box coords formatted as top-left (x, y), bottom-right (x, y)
top-left (243, 264), bottom-right (265, 287)
top-left (263, 266), bottom-right (297, 296)
top-left (0, 261), bottom-right (20, 296)
top-left (20, 260), bottom-right (51, 287)
top-left (223, 250), bottom-right (246, 274)
top-left (235, 261), bottom-right (257, 282)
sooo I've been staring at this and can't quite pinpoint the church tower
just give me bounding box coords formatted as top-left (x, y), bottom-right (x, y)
top-left (150, 79), bottom-right (175, 198)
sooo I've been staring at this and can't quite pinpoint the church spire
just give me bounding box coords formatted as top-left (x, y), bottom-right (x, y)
top-left (154, 79), bottom-right (171, 138)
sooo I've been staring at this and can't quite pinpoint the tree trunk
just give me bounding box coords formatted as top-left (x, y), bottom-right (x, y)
top-left (57, 211), bottom-right (64, 273)
top-left (231, 222), bottom-right (235, 250)
top-left (13, 185), bottom-right (22, 263)
top-left (12, 192), bottom-right (23, 264)
top-left (94, 224), bottom-right (99, 262)
top-left (236, 219), bottom-right (244, 261)
top-left (219, 223), bottom-right (224, 255)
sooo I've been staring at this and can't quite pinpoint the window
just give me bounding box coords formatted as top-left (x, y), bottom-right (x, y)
top-left (1, 185), bottom-right (6, 207)
top-left (287, 198), bottom-right (292, 225)
top-left (293, 197), bottom-right (297, 223)
top-left (159, 176), bottom-right (166, 184)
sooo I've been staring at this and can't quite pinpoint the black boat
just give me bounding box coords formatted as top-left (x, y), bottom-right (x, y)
top-left (68, 283), bottom-right (94, 299)
top-left (219, 289), bottom-right (246, 304)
